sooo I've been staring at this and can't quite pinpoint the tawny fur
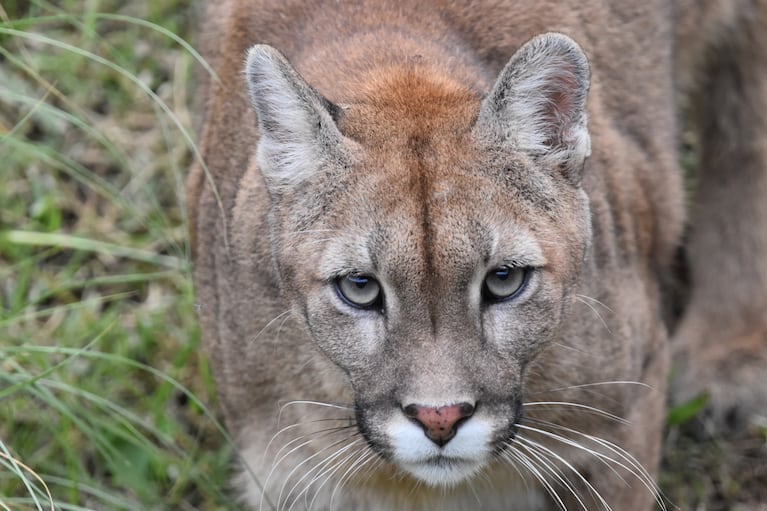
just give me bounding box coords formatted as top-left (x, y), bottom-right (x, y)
top-left (187, 1), bottom-right (767, 509)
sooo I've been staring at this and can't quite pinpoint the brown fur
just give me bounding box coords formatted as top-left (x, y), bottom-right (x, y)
top-left (672, 0), bottom-right (767, 427)
top-left (187, 1), bottom-right (767, 509)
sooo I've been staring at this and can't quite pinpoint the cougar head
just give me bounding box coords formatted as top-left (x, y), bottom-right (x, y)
top-left (244, 33), bottom-right (592, 486)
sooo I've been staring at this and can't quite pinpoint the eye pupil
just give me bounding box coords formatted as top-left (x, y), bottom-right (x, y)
top-left (336, 274), bottom-right (382, 310)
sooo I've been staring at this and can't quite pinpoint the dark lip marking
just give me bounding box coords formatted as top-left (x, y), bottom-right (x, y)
top-left (416, 456), bottom-right (473, 468)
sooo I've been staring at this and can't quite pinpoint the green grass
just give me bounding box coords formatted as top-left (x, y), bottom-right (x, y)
top-left (0, 1), bottom-right (236, 509)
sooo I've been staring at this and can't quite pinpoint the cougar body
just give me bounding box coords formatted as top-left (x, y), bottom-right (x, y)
top-left (188, 1), bottom-right (767, 509)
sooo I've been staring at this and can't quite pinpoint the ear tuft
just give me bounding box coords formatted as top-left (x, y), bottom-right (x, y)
top-left (245, 45), bottom-right (346, 192)
top-left (476, 33), bottom-right (591, 183)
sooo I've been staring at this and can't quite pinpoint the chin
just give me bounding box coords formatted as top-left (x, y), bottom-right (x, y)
top-left (400, 456), bottom-right (487, 487)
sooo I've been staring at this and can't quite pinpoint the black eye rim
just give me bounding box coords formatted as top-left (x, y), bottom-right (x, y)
top-left (481, 265), bottom-right (533, 303)
top-left (334, 273), bottom-right (384, 311)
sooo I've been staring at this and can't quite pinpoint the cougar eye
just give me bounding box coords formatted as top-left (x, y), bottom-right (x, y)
top-left (483, 266), bottom-right (530, 302)
top-left (335, 274), bottom-right (382, 309)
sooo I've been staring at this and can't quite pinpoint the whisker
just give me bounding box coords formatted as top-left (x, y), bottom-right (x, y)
top-left (527, 381), bottom-right (654, 409)
top-left (357, 453), bottom-right (386, 486)
top-left (282, 438), bottom-right (362, 511)
top-left (405, 472), bottom-right (425, 498)
top-left (299, 445), bottom-right (364, 510)
top-left (260, 427), bottom-right (356, 511)
top-left (265, 418), bottom-right (356, 460)
top-left (473, 465), bottom-right (498, 494)
top-left (328, 447), bottom-right (376, 511)
top-left (499, 445), bottom-right (533, 492)
top-left (574, 296), bottom-right (612, 334)
top-left (261, 436), bottom-right (320, 511)
top-left (515, 437), bottom-right (590, 510)
top-left (500, 447), bottom-right (558, 509)
top-left (525, 419), bottom-right (667, 510)
top-left (516, 434), bottom-right (609, 511)
top-left (269, 423), bottom-right (357, 468)
top-left (522, 401), bottom-right (630, 424)
top-left (574, 294), bottom-right (614, 312)
top-left (530, 417), bottom-right (656, 485)
top-left (516, 423), bottom-right (665, 510)
top-left (250, 310), bottom-right (293, 345)
top-left (517, 423), bottom-right (627, 482)
top-left (550, 341), bottom-right (594, 356)
top-left (279, 399), bottom-right (354, 414)
top-left (277, 400), bottom-right (354, 427)
top-left (507, 445), bottom-right (530, 493)
top-left (501, 444), bottom-right (567, 511)
top-left (275, 312), bottom-right (293, 341)
top-left (530, 380), bottom-right (653, 395)
top-left (466, 474), bottom-right (483, 506)
top-left (277, 434), bottom-right (360, 510)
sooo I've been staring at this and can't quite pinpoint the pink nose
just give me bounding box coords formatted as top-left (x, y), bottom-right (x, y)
top-left (403, 402), bottom-right (475, 446)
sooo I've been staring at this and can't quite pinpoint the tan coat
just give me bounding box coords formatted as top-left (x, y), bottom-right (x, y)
top-left (187, 1), bottom-right (767, 509)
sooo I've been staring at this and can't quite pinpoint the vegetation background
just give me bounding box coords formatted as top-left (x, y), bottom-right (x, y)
top-left (0, 1), bottom-right (764, 510)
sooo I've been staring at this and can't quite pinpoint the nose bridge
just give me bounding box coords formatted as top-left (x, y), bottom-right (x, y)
top-left (388, 212), bottom-right (483, 401)
top-left (393, 265), bottom-right (477, 348)
top-left (395, 321), bottom-right (480, 407)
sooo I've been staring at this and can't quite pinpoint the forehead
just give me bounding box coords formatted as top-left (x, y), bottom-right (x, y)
top-left (337, 71), bottom-right (492, 213)
top-left (322, 68), bottom-right (559, 274)
top-left (338, 64), bottom-right (482, 149)
top-left (323, 140), bottom-right (549, 280)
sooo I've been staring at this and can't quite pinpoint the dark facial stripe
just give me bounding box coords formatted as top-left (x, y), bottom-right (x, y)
top-left (408, 134), bottom-right (438, 336)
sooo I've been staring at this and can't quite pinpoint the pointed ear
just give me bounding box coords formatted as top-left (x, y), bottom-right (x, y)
top-left (475, 33), bottom-right (591, 184)
top-left (245, 45), bottom-right (348, 193)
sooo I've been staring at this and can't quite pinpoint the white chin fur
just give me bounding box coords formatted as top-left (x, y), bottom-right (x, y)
top-left (386, 416), bottom-right (493, 487)
top-left (400, 458), bottom-right (486, 487)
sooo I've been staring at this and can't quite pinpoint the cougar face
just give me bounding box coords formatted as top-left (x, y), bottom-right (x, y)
top-left (261, 61), bottom-right (593, 485)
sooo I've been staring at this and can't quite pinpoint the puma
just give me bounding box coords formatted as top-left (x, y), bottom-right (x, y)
top-left (187, 0), bottom-right (767, 509)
